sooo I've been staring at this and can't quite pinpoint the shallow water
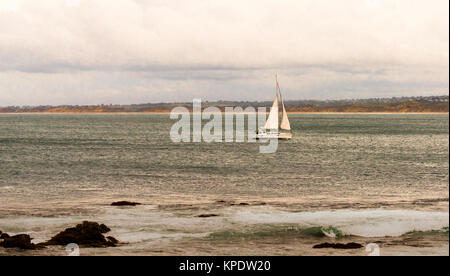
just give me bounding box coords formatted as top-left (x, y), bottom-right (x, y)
top-left (0, 114), bottom-right (448, 256)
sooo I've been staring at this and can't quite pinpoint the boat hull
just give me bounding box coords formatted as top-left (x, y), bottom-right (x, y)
top-left (256, 132), bottom-right (292, 140)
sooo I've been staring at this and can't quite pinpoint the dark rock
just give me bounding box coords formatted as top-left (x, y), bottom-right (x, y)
top-left (41, 221), bottom-right (118, 248)
top-left (1, 234), bottom-right (36, 250)
top-left (313, 242), bottom-right (334, 249)
top-left (0, 231), bottom-right (9, 239)
top-left (111, 201), bottom-right (141, 206)
top-left (334, 242), bottom-right (364, 249)
top-left (215, 200), bottom-right (235, 206)
top-left (197, 214), bottom-right (219, 218)
top-left (106, 236), bottom-right (119, 245)
top-left (239, 203), bottom-right (250, 206)
top-left (313, 242), bottom-right (363, 249)
top-left (98, 223), bottom-right (111, 234)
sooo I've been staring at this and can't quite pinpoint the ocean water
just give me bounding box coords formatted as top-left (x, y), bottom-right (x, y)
top-left (0, 114), bottom-right (448, 256)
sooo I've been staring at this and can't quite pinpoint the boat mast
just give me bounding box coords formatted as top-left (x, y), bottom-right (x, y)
top-left (277, 74), bottom-right (291, 131)
top-left (262, 76), bottom-right (280, 130)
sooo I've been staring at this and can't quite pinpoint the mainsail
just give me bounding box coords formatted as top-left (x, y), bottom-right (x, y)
top-left (261, 74), bottom-right (291, 132)
top-left (257, 75), bottom-right (293, 139)
top-left (263, 93), bottom-right (279, 130)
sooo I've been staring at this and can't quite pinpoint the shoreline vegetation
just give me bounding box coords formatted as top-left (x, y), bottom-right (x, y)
top-left (1, 95), bottom-right (448, 114)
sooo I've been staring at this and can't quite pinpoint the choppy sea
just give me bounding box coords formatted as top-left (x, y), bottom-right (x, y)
top-left (0, 114), bottom-right (448, 255)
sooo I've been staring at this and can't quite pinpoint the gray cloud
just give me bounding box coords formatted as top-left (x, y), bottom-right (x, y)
top-left (0, 0), bottom-right (448, 105)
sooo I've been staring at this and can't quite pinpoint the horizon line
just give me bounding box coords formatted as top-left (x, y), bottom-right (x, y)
top-left (1, 94), bottom-right (448, 108)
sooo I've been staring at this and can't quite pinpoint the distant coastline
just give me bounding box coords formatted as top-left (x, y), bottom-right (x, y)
top-left (0, 111), bottom-right (448, 115)
top-left (1, 95), bottom-right (448, 114)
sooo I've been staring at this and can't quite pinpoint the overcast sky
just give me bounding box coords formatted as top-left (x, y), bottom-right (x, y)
top-left (0, 0), bottom-right (448, 106)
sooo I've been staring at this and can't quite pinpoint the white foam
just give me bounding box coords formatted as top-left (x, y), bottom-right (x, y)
top-left (0, 186), bottom-right (14, 190)
top-left (0, 216), bottom-right (85, 243)
top-left (231, 207), bottom-right (449, 237)
top-left (1, 207), bottom-right (447, 246)
top-left (116, 231), bottom-right (209, 243)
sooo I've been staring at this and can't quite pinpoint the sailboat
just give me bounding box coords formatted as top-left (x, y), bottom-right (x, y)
top-left (256, 75), bottom-right (293, 140)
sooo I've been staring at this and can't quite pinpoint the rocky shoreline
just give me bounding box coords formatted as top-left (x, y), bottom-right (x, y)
top-left (1, 221), bottom-right (119, 250)
top-left (2, 221), bottom-right (367, 252)
top-left (0, 201), bottom-right (141, 251)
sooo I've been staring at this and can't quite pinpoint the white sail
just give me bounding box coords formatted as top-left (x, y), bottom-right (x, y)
top-left (263, 93), bottom-right (279, 130)
top-left (280, 99), bottom-right (291, 131)
top-left (256, 75), bottom-right (293, 140)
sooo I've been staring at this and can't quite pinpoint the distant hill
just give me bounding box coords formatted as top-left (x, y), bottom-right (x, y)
top-left (1, 95), bottom-right (448, 113)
